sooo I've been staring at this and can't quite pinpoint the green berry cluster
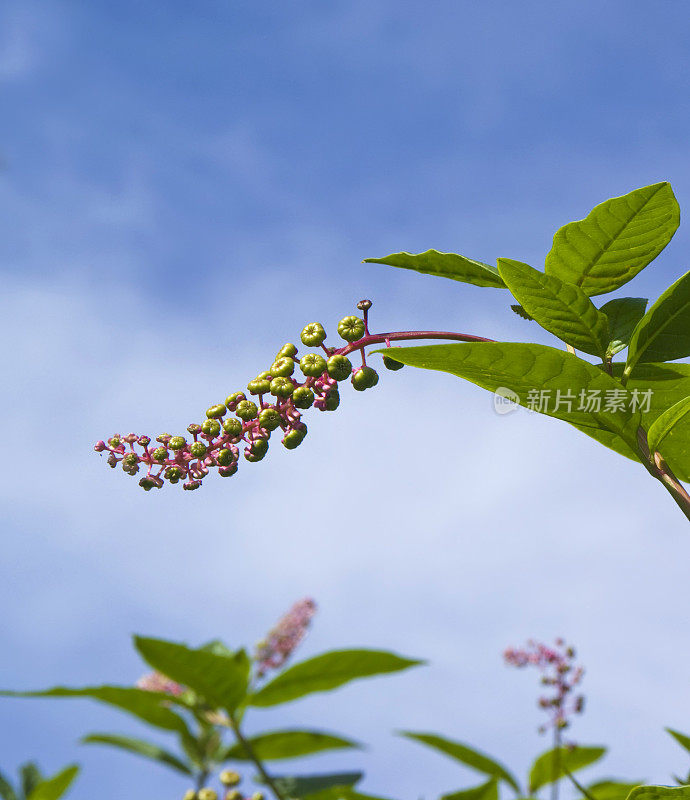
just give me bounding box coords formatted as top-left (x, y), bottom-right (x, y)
top-left (95, 302), bottom-right (398, 491)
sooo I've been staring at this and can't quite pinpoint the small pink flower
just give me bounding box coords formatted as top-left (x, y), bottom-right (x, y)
top-left (255, 598), bottom-right (317, 677)
top-left (136, 671), bottom-right (186, 697)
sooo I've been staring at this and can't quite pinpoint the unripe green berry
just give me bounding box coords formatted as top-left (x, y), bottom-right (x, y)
top-left (337, 315), bottom-right (365, 341)
top-left (183, 791), bottom-right (197, 800)
top-left (169, 436), bottom-right (187, 450)
top-left (259, 407), bottom-right (282, 431)
top-left (383, 354), bottom-right (404, 371)
top-left (108, 436), bottom-right (121, 448)
top-left (252, 793), bottom-right (265, 800)
top-left (245, 438), bottom-right (269, 462)
top-left (187, 423), bottom-right (202, 434)
top-left (190, 442), bottom-right (207, 458)
top-left (152, 447), bottom-right (168, 462)
top-left (219, 463), bottom-right (238, 477)
top-left (351, 366), bottom-right (379, 391)
top-left (270, 377), bottom-right (295, 398)
top-left (139, 477), bottom-right (158, 491)
top-left (201, 419), bottom-right (221, 436)
top-left (206, 404), bottom-right (226, 419)
top-left (270, 357), bottom-right (295, 377)
top-left (198, 789), bottom-right (218, 800)
top-left (327, 354), bottom-right (353, 380)
top-left (292, 386), bottom-right (315, 408)
top-left (276, 343), bottom-right (298, 359)
top-left (164, 466), bottom-right (183, 483)
top-left (283, 427), bottom-right (307, 449)
top-left (220, 771), bottom-right (241, 787)
top-left (225, 392), bottom-right (246, 410)
top-left (216, 448), bottom-right (235, 466)
top-left (247, 378), bottom-right (271, 395)
top-left (183, 480), bottom-right (201, 491)
top-left (300, 322), bottom-right (326, 346)
top-left (299, 353), bottom-right (327, 377)
top-left (235, 400), bottom-right (258, 421)
top-left (122, 453), bottom-right (138, 467)
top-left (223, 418), bottom-right (243, 436)
top-left (225, 791), bottom-right (242, 800)
top-left (323, 390), bottom-right (340, 411)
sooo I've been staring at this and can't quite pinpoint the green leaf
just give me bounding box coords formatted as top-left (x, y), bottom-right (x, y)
top-left (363, 250), bottom-right (505, 289)
top-left (497, 259), bottom-right (609, 357)
top-left (529, 746), bottom-right (606, 793)
top-left (81, 733), bottom-right (192, 775)
top-left (268, 772), bottom-right (363, 798)
top-left (586, 782), bottom-right (643, 800)
top-left (511, 304), bottom-right (534, 321)
top-left (26, 766), bottom-right (79, 800)
top-left (647, 397), bottom-right (690, 457)
top-left (0, 686), bottom-right (190, 735)
top-left (441, 780), bottom-right (499, 800)
top-left (0, 770), bottom-right (17, 800)
top-left (224, 730), bottom-right (361, 761)
top-left (600, 298), bottom-right (648, 357)
top-left (626, 788), bottom-right (690, 800)
top-left (134, 636), bottom-right (250, 715)
top-left (625, 270), bottom-right (690, 379)
top-left (248, 649), bottom-right (423, 708)
top-left (399, 733), bottom-right (520, 793)
top-left (667, 728), bottom-right (690, 754)
top-left (20, 764), bottom-right (43, 798)
top-left (545, 182), bottom-right (680, 296)
top-left (373, 343), bottom-right (640, 449)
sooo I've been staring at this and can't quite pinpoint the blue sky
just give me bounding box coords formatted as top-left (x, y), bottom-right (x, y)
top-left (2, 1), bottom-right (690, 798)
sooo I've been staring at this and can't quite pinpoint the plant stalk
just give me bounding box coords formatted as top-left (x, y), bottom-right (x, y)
top-left (229, 715), bottom-right (287, 800)
top-left (636, 427), bottom-right (690, 522)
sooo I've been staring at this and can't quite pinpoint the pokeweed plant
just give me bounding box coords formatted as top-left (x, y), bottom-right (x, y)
top-left (0, 600), bottom-right (421, 800)
top-left (95, 182), bottom-right (690, 522)
top-left (0, 762), bottom-right (79, 800)
top-left (400, 639), bottom-right (639, 800)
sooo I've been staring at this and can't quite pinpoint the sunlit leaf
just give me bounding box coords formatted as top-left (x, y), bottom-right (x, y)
top-left (626, 787), bottom-right (690, 800)
top-left (364, 250), bottom-right (505, 289)
top-left (249, 650), bottom-right (423, 708)
top-left (268, 772), bottom-right (363, 798)
top-left (498, 259), bottom-right (609, 357)
top-left (26, 766), bottom-right (79, 800)
top-left (599, 298), bottom-right (648, 357)
top-left (441, 780), bottom-right (499, 800)
top-left (545, 182), bottom-right (679, 296)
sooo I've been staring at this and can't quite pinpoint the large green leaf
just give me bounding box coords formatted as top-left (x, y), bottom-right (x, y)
top-left (363, 250), bottom-right (505, 289)
top-left (545, 182), bottom-right (679, 296)
top-left (399, 733), bottom-right (520, 793)
top-left (134, 636), bottom-right (250, 715)
top-left (625, 270), bottom-right (690, 379)
top-left (374, 343), bottom-right (640, 448)
top-left (586, 782), bottom-right (643, 800)
top-left (81, 733), bottom-right (193, 775)
top-left (529, 746), bottom-right (606, 793)
top-left (248, 650), bottom-right (422, 708)
top-left (599, 298), bottom-right (648, 357)
top-left (442, 781), bottom-right (499, 800)
top-left (26, 766), bottom-right (79, 800)
top-left (0, 686), bottom-right (189, 735)
top-left (647, 397), bottom-right (690, 458)
top-left (497, 259), bottom-right (609, 357)
top-left (627, 788), bottom-right (690, 800)
top-left (0, 770), bottom-right (17, 800)
top-left (224, 730), bottom-right (361, 761)
top-left (269, 772), bottom-right (363, 798)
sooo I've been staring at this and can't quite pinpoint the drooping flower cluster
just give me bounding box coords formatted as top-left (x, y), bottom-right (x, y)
top-left (136, 671), bottom-right (186, 696)
top-left (254, 597), bottom-right (317, 678)
top-left (95, 301), bottom-right (391, 492)
top-left (183, 771), bottom-right (264, 800)
top-left (504, 638), bottom-right (585, 734)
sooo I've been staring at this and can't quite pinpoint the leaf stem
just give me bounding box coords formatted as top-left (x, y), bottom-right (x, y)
top-left (228, 715), bottom-right (287, 800)
top-left (562, 765), bottom-right (598, 800)
top-left (636, 427), bottom-right (690, 522)
top-left (336, 329), bottom-right (494, 358)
